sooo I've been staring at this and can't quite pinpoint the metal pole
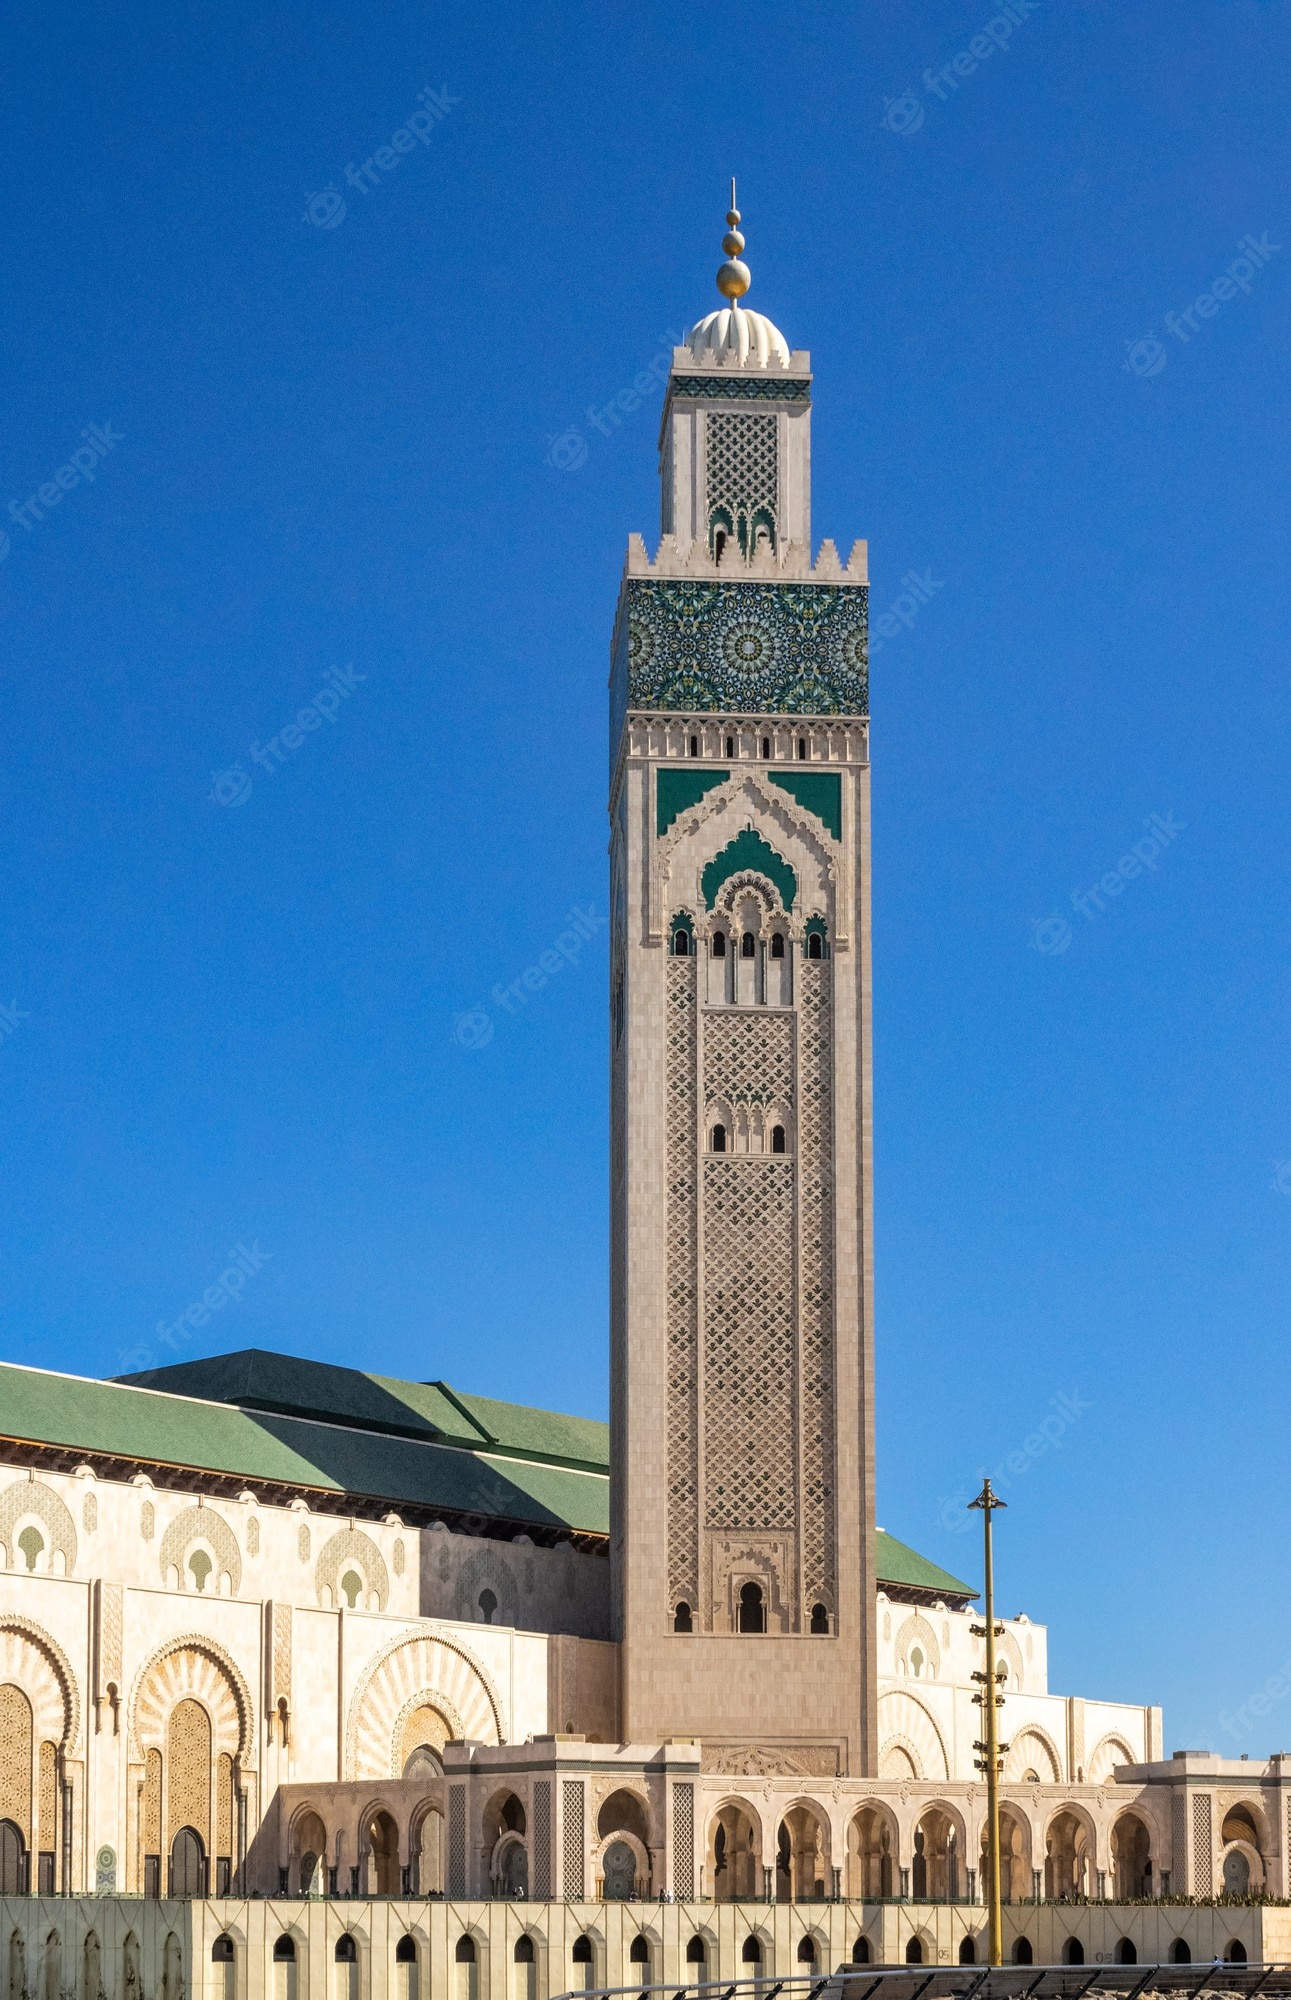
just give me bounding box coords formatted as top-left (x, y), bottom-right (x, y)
top-left (970, 1479), bottom-right (1008, 1966)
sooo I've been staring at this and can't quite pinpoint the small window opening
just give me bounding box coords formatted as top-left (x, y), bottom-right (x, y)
top-left (797, 737), bottom-right (807, 761)
top-left (810, 1601), bottom-right (828, 1633)
top-left (340, 1570), bottom-right (362, 1609)
top-left (212, 1940), bottom-right (234, 1964)
top-left (685, 1940), bottom-right (706, 1966)
top-left (905, 1939), bottom-right (923, 1965)
top-left (740, 931), bottom-right (756, 958)
top-left (771, 1126), bottom-right (786, 1155)
top-left (852, 1938), bottom-right (871, 1966)
top-left (629, 1938), bottom-right (649, 1967)
top-left (273, 1940), bottom-right (296, 1963)
top-left (714, 530), bottom-right (727, 561)
top-left (761, 736), bottom-right (771, 759)
top-left (796, 1939), bottom-right (816, 1965)
top-left (1014, 1939), bottom-right (1034, 1966)
top-left (673, 1602), bottom-right (693, 1633)
top-left (335, 1938), bottom-right (357, 1964)
top-left (737, 1581), bottom-right (765, 1633)
top-left (17, 1527), bottom-right (44, 1572)
top-left (770, 932), bottom-right (785, 959)
top-left (806, 932), bottom-right (824, 961)
top-left (514, 1939), bottom-right (534, 1965)
top-left (673, 929), bottom-right (690, 956)
top-left (688, 734), bottom-right (698, 758)
top-left (572, 1939), bottom-right (593, 1966)
top-left (711, 1126), bottom-right (726, 1154)
top-left (742, 1939), bottom-right (762, 1965)
top-left (455, 1940), bottom-right (476, 1965)
top-left (725, 735), bottom-right (735, 758)
top-left (396, 1939), bottom-right (417, 1964)
top-left (187, 1549), bottom-right (212, 1593)
top-left (711, 931), bottom-right (726, 958)
top-left (960, 1938), bottom-right (978, 1966)
top-left (478, 1588), bottom-right (497, 1623)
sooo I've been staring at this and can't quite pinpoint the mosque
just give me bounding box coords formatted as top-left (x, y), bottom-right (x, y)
top-left (0, 198), bottom-right (1286, 1996)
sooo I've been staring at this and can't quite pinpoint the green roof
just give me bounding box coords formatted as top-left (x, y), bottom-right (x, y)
top-left (0, 1360), bottom-right (609, 1537)
top-left (875, 1527), bottom-right (976, 1601)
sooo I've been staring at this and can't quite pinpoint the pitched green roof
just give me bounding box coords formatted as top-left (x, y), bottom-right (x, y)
top-left (875, 1527), bottom-right (976, 1601)
top-left (0, 1361), bottom-right (609, 1536)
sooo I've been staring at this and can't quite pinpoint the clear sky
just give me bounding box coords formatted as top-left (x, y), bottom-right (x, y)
top-left (2, 0), bottom-right (1288, 1758)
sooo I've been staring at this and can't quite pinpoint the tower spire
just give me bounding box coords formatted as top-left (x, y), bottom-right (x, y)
top-left (716, 178), bottom-right (751, 304)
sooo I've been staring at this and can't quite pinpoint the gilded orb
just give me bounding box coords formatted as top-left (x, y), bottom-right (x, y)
top-left (716, 257), bottom-right (751, 301)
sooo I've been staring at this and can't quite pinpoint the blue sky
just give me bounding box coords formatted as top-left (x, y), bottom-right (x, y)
top-left (2, 0), bottom-right (1288, 1756)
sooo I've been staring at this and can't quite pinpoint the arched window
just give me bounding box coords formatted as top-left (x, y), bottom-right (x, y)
top-left (958, 1937), bottom-right (976, 1965)
top-left (478, 1589), bottom-right (497, 1623)
top-left (187, 1549), bottom-right (212, 1592)
top-left (1170, 1941), bottom-right (1191, 1965)
top-left (740, 931), bottom-right (756, 958)
top-left (851, 1938), bottom-right (871, 1966)
top-left (673, 929), bottom-right (690, 956)
top-left (673, 1602), bottom-right (692, 1633)
top-left (741, 1938), bottom-right (761, 1964)
top-left (1226, 1943), bottom-right (1247, 1966)
top-left (685, 1939), bottom-right (706, 1966)
top-left (711, 931), bottom-right (726, 957)
top-left (454, 1940), bottom-right (475, 1964)
top-left (1013, 1938), bottom-right (1033, 1965)
top-left (809, 1601), bottom-right (829, 1633)
top-left (17, 1527), bottom-right (43, 1571)
top-left (797, 738), bottom-right (807, 761)
top-left (212, 1940), bottom-right (234, 1965)
top-left (273, 1940), bottom-right (296, 1963)
top-left (905, 1938), bottom-right (923, 1965)
top-left (737, 1581), bottom-right (765, 1633)
top-left (796, 1938), bottom-right (815, 1964)
top-left (770, 932), bottom-right (785, 958)
top-left (629, 1938), bottom-right (649, 1967)
top-left (761, 737), bottom-right (771, 760)
top-left (396, 1940), bottom-right (417, 1965)
top-left (1115, 1940), bottom-right (1136, 1965)
top-left (689, 735), bottom-right (698, 758)
top-left (1063, 1939), bottom-right (1084, 1965)
top-left (714, 530), bottom-right (727, 561)
top-left (0, 1821), bottom-right (27, 1894)
top-left (571, 1938), bottom-right (593, 1965)
top-left (711, 1126), bottom-right (727, 1154)
top-left (513, 1939), bottom-right (534, 1965)
top-left (725, 736), bottom-right (735, 758)
top-left (806, 932), bottom-right (824, 961)
top-left (335, 1939), bottom-right (357, 1964)
top-left (169, 1828), bottom-right (206, 1899)
top-left (771, 1126), bottom-right (786, 1154)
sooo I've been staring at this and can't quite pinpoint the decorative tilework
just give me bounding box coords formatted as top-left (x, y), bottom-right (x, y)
top-left (561, 1779), bottom-right (585, 1899)
top-left (447, 1785), bottom-right (466, 1896)
top-left (670, 375), bottom-right (811, 404)
top-left (532, 1781), bottom-right (552, 1899)
top-left (701, 829), bottom-right (797, 912)
top-left (672, 1783), bottom-right (695, 1899)
top-left (614, 578), bottom-right (867, 726)
top-left (657, 767), bottom-right (728, 837)
top-left (769, 770), bottom-right (842, 841)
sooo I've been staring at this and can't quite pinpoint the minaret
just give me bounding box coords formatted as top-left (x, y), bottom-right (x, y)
top-left (609, 192), bottom-right (877, 1776)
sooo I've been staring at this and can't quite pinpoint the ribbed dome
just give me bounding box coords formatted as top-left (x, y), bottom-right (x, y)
top-left (685, 304), bottom-right (791, 370)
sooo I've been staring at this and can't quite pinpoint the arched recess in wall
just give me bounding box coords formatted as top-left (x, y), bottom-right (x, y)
top-left (0, 1617), bottom-right (79, 1756)
top-left (345, 1632), bottom-right (503, 1780)
top-left (158, 1508), bottom-right (242, 1597)
top-left (315, 1529), bottom-right (390, 1612)
top-left (876, 1690), bottom-right (949, 1782)
top-left (1087, 1734), bottom-right (1136, 1783)
top-left (1004, 1727), bottom-right (1062, 1784)
top-left (451, 1548), bottom-right (522, 1630)
top-left (0, 1481), bottom-right (78, 1577)
top-left (893, 1613), bottom-right (940, 1680)
top-left (128, 1635), bottom-right (254, 1770)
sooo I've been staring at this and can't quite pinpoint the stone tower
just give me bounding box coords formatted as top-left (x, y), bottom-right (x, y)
top-left (609, 193), bottom-right (877, 1775)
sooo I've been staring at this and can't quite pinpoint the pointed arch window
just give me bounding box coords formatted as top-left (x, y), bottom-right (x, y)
top-left (740, 931), bottom-right (756, 958)
top-left (710, 1126), bottom-right (727, 1154)
top-left (711, 932), bottom-right (726, 957)
top-left (771, 1126), bottom-right (786, 1154)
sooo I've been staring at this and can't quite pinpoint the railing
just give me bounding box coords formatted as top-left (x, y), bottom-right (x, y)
top-left (551, 1969), bottom-right (1291, 2000)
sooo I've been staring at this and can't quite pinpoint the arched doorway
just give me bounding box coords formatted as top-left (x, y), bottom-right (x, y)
top-left (1111, 1814), bottom-right (1152, 1900)
top-left (293, 1810), bottom-right (327, 1895)
top-left (710, 1802), bottom-right (759, 1901)
top-left (0, 1821), bottom-right (27, 1895)
top-left (913, 1808), bottom-right (959, 1901)
top-left (847, 1807), bottom-right (894, 1899)
top-left (1044, 1810), bottom-right (1092, 1899)
top-left (776, 1804), bottom-right (829, 1900)
top-left (981, 1806), bottom-right (1030, 1903)
top-left (169, 1827), bottom-right (206, 1898)
top-left (367, 1810), bottom-right (400, 1895)
top-left (602, 1841), bottom-right (636, 1899)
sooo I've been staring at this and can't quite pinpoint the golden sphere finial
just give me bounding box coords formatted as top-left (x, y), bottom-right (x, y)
top-left (716, 175), bottom-right (751, 303)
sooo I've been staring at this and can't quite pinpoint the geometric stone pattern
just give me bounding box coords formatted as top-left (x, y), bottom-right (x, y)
top-left (672, 1781), bottom-right (695, 1899)
top-left (701, 1154), bottom-right (796, 1535)
top-left (797, 962), bottom-right (837, 1616)
top-left (561, 1780), bottom-right (585, 1900)
top-left (616, 579), bottom-right (868, 720)
top-left (0, 1478), bottom-right (78, 1576)
top-left (1192, 1791), bottom-right (1213, 1894)
top-left (447, 1786), bottom-right (465, 1897)
top-left (665, 956), bottom-right (700, 1612)
top-left (158, 1507), bottom-right (241, 1596)
top-left (0, 1684), bottom-right (32, 1838)
top-left (166, 1698), bottom-right (211, 1849)
top-left (672, 374), bottom-right (811, 404)
top-left (314, 1528), bottom-right (389, 1611)
top-left (705, 411), bottom-right (778, 550)
top-left (532, 1781), bottom-right (552, 1899)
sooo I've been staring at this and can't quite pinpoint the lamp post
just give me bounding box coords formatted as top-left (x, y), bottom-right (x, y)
top-left (969, 1479), bottom-right (1008, 1966)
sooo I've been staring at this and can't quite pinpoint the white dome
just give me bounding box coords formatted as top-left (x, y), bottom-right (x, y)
top-left (686, 303), bottom-right (791, 370)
